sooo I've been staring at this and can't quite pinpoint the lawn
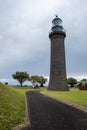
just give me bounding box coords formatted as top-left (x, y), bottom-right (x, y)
top-left (41, 88), bottom-right (87, 108)
top-left (0, 83), bottom-right (33, 130)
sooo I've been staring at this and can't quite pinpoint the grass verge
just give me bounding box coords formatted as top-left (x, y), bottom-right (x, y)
top-left (41, 88), bottom-right (87, 108)
top-left (0, 84), bottom-right (31, 130)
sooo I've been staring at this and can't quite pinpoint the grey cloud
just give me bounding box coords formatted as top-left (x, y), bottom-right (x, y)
top-left (0, 0), bottom-right (87, 84)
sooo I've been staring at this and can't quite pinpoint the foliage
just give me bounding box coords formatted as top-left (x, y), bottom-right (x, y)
top-left (12, 71), bottom-right (29, 87)
top-left (67, 77), bottom-right (77, 87)
top-left (5, 82), bottom-right (8, 85)
top-left (30, 75), bottom-right (47, 87)
top-left (38, 76), bottom-right (47, 87)
top-left (78, 82), bottom-right (82, 87)
top-left (30, 75), bottom-right (40, 87)
top-left (79, 79), bottom-right (87, 86)
top-left (81, 79), bottom-right (87, 82)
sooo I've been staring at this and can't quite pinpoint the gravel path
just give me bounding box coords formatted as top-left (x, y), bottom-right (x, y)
top-left (26, 91), bottom-right (87, 130)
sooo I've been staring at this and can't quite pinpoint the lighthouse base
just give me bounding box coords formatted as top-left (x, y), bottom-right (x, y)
top-left (48, 77), bottom-right (69, 91)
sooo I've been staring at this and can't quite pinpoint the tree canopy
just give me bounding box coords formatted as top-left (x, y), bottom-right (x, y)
top-left (12, 71), bottom-right (29, 87)
top-left (79, 79), bottom-right (87, 86)
top-left (30, 75), bottom-right (47, 87)
top-left (30, 75), bottom-right (40, 87)
top-left (67, 77), bottom-right (77, 87)
top-left (37, 76), bottom-right (47, 87)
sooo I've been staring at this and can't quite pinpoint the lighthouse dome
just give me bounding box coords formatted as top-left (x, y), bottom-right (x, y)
top-left (51, 15), bottom-right (64, 32)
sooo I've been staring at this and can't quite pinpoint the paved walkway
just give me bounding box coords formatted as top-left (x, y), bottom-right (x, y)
top-left (26, 91), bottom-right (87, 130)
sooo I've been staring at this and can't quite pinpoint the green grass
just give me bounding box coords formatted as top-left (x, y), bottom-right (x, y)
top-left (0, 84), bottom-right (32, 130)
top-left (41, 88), bottom-right (87, 107)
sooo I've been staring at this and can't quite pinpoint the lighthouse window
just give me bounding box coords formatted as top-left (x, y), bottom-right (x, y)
top-left (59, 71), bottom-right (62, 75)
top-left (52, 71), bottom-right (54, 75)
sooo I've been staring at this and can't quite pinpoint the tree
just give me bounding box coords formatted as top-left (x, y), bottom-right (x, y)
top-left (38, 76), bottom-right (47, 87)
top-left (5, 82), bottom-right (8, 85)
top-left (30, 75), bottom-right (40, 87)
top-left (30, 75), bottom-right (47, 87)
top-left (80, 79), bottom-right (87, 86)
top-left (67, 77), bottom-right (77, 87)
top-left (12, 71), bottom-right (29, 87)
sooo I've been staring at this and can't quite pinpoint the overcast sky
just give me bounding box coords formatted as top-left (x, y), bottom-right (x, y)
top-left (0, 0), bottom-right (87, 84)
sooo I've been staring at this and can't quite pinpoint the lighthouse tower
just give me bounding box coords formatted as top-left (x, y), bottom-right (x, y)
top-left (48, 15), bottom-right (69, 91)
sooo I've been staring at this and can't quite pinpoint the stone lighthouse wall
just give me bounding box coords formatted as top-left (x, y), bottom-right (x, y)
top-left (48, 31), bottom-right (69, 91)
